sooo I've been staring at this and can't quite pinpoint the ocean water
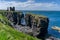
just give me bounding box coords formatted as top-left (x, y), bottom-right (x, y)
top-left (22, 11), bottom-right (60, 38)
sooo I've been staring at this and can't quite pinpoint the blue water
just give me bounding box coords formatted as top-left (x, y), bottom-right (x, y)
top-left (22, 11), bottom-right (60, 38)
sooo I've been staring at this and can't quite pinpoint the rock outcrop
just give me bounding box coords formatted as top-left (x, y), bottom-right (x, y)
top-left (4, 11), bottom-right (24, 25)
top-left (3, 11), bottom-right (49, 40)
top-left (25, 14), bottom-right (49, 39)
top-left (37, 17), bottom-right (49, 39)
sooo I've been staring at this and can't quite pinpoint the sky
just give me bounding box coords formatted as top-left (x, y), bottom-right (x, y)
top-left (0, 0), bottom-right (60, 10)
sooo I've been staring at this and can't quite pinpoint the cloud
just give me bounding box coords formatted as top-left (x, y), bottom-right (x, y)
top-left (0, 0), bottom-right (60, 10)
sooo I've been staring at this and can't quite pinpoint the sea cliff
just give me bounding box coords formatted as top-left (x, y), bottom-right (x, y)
top-left (0, 11), bottom-right (39, 40)
top-left (0, 11), bottom-right (49, 40)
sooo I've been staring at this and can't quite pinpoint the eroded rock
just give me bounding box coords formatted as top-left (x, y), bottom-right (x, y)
top-left (4, 12), bottom-right (49, 39)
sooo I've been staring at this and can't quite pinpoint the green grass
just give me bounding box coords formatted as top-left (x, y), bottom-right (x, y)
top-left (0, 14), bottom-right (11, 25)
top-left (0, 12), bottom-right (40, 40)
top-left (0, 22), bottom-right (39, 40)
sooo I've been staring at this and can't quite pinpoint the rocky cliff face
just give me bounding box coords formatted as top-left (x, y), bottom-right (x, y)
top-left (4, 12), bottom-right (24, 25)
top-left (25, 14), bottom-right (49, 39)
top-left (4, 12), bottom-right (49, 39)
top-left (37, 17), bottom-right (49, 39)
top-left (0, 13), bottom-right (39, 40)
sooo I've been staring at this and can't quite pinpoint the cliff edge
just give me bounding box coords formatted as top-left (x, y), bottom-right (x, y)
top-left (0, 11), bottom-right (49, 40)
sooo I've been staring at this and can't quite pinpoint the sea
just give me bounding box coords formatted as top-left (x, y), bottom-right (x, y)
top-left (22, 11), bottom-right (60, 38)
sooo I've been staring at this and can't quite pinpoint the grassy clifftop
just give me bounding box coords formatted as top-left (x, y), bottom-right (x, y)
top-left (0, 13), bottom-right (39, 40)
